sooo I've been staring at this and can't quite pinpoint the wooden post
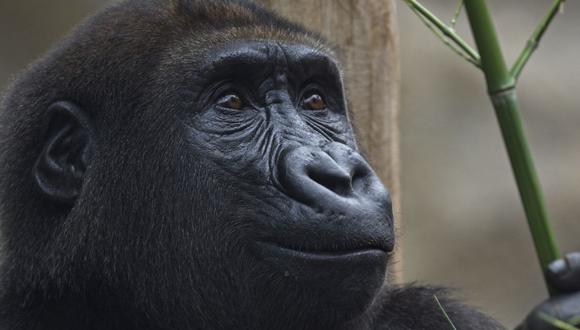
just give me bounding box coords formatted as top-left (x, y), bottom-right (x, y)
top-left (256, 0), bottom-right (401, 281)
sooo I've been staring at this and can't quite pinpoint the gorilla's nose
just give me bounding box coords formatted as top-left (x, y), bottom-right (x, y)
top-left (278, 143), bottom-right (385, 208)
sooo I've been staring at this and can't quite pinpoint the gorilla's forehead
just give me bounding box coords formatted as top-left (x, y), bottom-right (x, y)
top-left (199, 40), bottom-right (341, 78)
top-left (162, 25), bottom-right (339, 73)
top-left (159, 34), bottom-right (344, 90)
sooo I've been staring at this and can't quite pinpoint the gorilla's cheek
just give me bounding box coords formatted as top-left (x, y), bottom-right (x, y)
top-left (185, 106), bottom-right (271, 174)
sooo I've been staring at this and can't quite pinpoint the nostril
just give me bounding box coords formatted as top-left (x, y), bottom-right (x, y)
top-left (351, 162), bottom-right (371, 193)
top-left (307, 164), bottom-right (352, 196)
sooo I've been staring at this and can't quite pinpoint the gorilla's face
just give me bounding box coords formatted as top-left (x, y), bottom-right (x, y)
top-left (0, 1), bottom-right (395, 328)
top-left (143, 40), bottom-right (394, 324)
top-left (17, 36), bottom-right (393, 328)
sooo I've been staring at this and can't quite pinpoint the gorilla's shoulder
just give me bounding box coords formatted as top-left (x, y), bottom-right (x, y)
top-left (369, 284), bottom-right (506, 330)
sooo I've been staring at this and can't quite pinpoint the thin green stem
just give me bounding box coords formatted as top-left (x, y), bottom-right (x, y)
top-left (464, 0), bottom-right (560, 296)
top-left (434, 295), bottom-right (458, 330)
top-left (450, 0), bottom-right (464, 28)
top-left (539, 312), bottom-right (580, 330)
top-left (510, 0), bottom-right (566, 80)
top-left (568, 316), bottom-right (580, 326)
top-left (403, 0), bottom-right (481, 68)
top-left (566, 315), bottom-right (580, 326)
top-left (414, 9), bottom-right (480, 68)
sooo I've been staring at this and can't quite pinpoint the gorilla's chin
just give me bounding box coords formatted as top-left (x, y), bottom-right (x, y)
top-left (251, 241), bottom-right (388, 319)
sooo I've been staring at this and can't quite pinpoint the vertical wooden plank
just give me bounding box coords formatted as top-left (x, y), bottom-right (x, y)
top-left (256, 0), bottom-right (402, 281)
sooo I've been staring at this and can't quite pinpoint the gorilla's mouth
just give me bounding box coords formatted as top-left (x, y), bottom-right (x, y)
top-left (252, 241), bottom-right (389, 290)
top-left (255, 241), bottom-right (388, 263)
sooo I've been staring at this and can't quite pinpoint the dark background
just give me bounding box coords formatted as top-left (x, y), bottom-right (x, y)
top-left (1, 0), bottom-right (578, 327)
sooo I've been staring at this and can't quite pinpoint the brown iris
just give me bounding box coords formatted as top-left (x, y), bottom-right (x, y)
top-left (303, 93), bottom-right (327, 110)
top-left (218, 94), bottom-right (243, 110)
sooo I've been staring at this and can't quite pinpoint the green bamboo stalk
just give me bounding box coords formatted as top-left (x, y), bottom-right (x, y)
top-left (402, 0), bottom-right (565, 296)
top-left (463, 0), bottom-right (560, 295)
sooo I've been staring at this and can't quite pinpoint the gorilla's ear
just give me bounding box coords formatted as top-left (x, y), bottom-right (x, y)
top-left (34, 101), bottom-right (94, 203)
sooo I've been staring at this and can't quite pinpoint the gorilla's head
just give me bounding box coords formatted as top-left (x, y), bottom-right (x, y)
top-left (0, 0), bottom-right (394, 328)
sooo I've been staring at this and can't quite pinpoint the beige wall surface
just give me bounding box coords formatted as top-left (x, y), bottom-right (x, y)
top-left (1, 0), bottom-right (579, 328)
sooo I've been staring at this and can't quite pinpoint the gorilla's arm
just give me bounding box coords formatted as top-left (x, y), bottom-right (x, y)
top-left (371, 285), bottom-right (506, 330)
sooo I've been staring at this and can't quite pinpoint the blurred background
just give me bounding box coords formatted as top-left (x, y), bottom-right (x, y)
top-left (0, 0), bottom-right (578, 327)
top-left (398, 1), bottom-right (580, 327)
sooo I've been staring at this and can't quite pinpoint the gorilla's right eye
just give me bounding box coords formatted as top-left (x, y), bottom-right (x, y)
top-left (217, 94), bottom-right (244, 110)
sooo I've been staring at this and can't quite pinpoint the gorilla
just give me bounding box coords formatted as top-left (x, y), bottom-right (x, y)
top-left (0, 0), bottom-right (579, 329)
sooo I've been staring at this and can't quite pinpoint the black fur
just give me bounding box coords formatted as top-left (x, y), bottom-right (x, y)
top-left (0, 0), bottom-right (504, 329)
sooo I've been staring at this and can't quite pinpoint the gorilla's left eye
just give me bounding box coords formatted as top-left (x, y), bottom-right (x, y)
top-left (302, 92), bottom-right (327, 111)
top-left (217, 94), bottom-right (244, 110)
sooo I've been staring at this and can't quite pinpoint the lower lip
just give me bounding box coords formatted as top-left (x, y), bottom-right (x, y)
top-left (253, 242), bottom-right (389, 294)
top-left (254, 242), bottom-right (387, 264)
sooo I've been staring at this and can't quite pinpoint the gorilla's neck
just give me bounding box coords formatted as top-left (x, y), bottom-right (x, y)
top-left (0, 285), bottom-right (132, 329)
top-left (0, 283), bottom-right (383, 330)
